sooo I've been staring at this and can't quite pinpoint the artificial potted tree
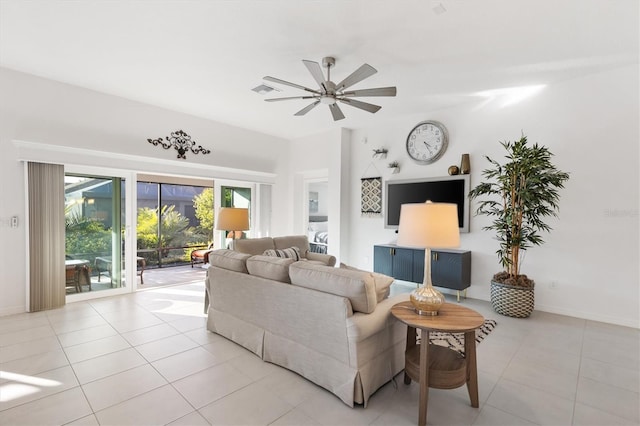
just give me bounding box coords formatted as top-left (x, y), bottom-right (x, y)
top-left (469, 134), bottom-right (569, 318)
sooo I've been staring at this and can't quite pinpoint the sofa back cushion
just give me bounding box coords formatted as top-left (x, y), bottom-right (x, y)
top-left (339, 263), bottom-right (394, 303)
top-left (289, 262), bottom-right (377, 314)
top-left (273, 235), bottom-right (310, 257)
top-left (208, 249), bottom-right (251, 273)
top-left (246, 255), bottom-right (294, 283)
top-left (234, 237), bottom-right (276, 256)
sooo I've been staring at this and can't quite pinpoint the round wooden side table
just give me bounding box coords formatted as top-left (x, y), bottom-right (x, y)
top-left (391, 301), bottom-right (485, 426)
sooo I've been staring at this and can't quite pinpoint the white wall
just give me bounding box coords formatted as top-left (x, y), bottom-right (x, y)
top-left (0, 68), bottom-right (291, 315)
top-left (346, 65), bottom-right (639, 328)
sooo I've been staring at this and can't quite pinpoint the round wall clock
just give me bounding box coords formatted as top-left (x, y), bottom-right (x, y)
top-left (406, 120), bottom-right (449, 164)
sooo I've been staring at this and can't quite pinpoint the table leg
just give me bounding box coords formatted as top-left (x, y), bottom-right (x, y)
top-left (464, 330), bottom-right (479, 407)
top-left (418, 329), bottom-right (430, 426)
top-left (404, 325), bottom-right (416, 384)
top-left (74, 267), bottom-right (81, 293)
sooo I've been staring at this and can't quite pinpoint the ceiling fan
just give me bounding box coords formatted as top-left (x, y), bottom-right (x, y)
top-left (263, 56), bottom-right (397, 121)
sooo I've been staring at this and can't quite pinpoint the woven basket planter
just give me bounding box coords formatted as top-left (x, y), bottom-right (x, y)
top-left (490, 280), bottom-right (535, 318)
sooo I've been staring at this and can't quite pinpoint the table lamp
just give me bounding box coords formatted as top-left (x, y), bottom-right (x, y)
top-left (215, 207), bottom-right (249, 249)
top-left (396, 201), bottom-right (460, 315)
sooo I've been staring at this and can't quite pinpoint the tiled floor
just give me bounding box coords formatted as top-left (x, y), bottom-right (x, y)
top-left (1, 280), bottom-right (638, 425)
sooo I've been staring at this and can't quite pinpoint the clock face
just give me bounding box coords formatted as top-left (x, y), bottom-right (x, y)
top-left (406, 121), bottom-right (448, 164)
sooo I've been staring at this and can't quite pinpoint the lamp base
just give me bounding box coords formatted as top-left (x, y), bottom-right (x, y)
top-left (410, 284), bottom-right (445, 316)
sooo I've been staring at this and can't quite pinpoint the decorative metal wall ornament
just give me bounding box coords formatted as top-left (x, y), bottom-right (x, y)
top-left (147, 130), bottom-right (211, 159)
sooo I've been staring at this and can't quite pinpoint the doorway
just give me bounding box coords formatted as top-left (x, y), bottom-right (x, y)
top-left (306, 180), bottom-right (329, 254)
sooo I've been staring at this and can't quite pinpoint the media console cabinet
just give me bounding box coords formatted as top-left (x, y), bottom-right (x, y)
top-left (373, 244), bottom-right (471, 301)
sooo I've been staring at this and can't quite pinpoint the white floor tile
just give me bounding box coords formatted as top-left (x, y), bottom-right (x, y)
top-left (472, 404), bottom-right (537, 425)
top-left (485, 378), bottom-right (574, 425)
top-left (166, 410), bottom-right (211, 426)
top-left (576, 376), bottom-right (640, 423)
top-left (0, 348), bottom-right (68, 378)
top-left (93, 384), bottom-right (193, 425)
top-left (64, 413), bottom-right (100, 425)
top-left (120, 322), bottom-right (180, 346)
top-left (0, 336), bottom-right (61, 363)
top-left (172, 362), bottom-right (253, 408)
top-left (63, 334), bottom-right (131, 363)
top-left (107, 313), bottom-right (165, 334)
top-left (0, 365), bottom-right (79, 411)
top-left (199, 379), bottom-right (293, 425)
top-left (0, 314), bottom-right (49, 335)
top-left (0, 324), bottom-right (55, 347)
top-left (134, 333), bottom-right (199, 362)
top-left (82, 364), bottom-right (167, 411)
top-left (57, 323), bottom-right (118, 348)
top-left (296, 388), bottom-right (382, 426)
top-left (580, 356), bottom-right (640, 393)
top-left (49, 315), bottom-right (108, 335)
top-left (151, 346), bottom-right (221, 382)
top-left (270, 410), bottom-right (319, 425)
top-left (502, 359), bottom-right (578, 400)
top-left (572, 401), bottom-right (639, 426)
top-left (0, 387), bottom-right (92, 425)
top-left (71, 347), bottom-right (148, 384)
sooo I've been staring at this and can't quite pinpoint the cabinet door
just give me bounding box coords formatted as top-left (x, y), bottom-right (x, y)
top-left (431, 251), bottom-right (469, 290)
top-left (412, 249), bottom-right (425, 284)
top-left (392, 248), bottom-right (414, 282)
top-left (373, 246), bottom-right (393, 276)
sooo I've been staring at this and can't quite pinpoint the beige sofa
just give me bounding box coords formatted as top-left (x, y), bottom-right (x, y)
top-left (205, 247), bottom-right (408, 407)
top-left (234, 235), bottom-right (336, 266)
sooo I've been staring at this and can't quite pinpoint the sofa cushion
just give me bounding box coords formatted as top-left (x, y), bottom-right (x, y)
top-left (208, 249), bottom-right (251, 273)
top-left (234, 237), bottom-right (276, 255)
top-left (339, 263), bottom-right (394, 303)
top-left (246, 255), bottom-right (294, 283)
top-left (289, 262), bottom-right (377, 314)
top-left (273, 235), bottom-right (310, 257)
top-left (263, 246), bottom-right (302, 261)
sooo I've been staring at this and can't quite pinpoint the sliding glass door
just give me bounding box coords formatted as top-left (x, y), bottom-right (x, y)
top-left (136, 181), bottom-right (213, 270)
top-left (64, 174), bottom-right (126, 295)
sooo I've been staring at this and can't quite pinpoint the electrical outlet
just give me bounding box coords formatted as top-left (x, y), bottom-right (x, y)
top-left (550, 280), bottom-right (558, 289)
top-left (11, 216), bottom-right (19, 228)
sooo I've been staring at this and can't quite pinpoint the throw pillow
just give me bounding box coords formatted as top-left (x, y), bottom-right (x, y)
top-left (263, 246), bottom-right (301, 261)
top-left (340, 263), bottom-right (394, 302)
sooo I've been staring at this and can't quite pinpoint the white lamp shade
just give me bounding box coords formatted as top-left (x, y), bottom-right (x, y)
top-left (215, 207), bottom-right (249, 231)
top-left (396, 202), bottom-right (460, 249)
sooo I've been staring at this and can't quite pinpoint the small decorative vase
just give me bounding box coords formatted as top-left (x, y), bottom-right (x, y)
top-left (410, 283), bottom-right (445, 316)
top-left (460, 154), bottom-right (471, 174)
top-left (448, 165), bottom-right (460, 175)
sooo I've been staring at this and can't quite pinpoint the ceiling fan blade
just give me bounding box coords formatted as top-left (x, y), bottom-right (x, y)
top-left (302, 60), bottom-right (326, 90)
top-left (335, 64), bottom-right (377, 91)
top-left (263, 76), bottom-right (320, 94)
top-left (295, 100), bottom-right (321, 116)
top-left (265, 96), bottom-right (316, 102)
top-left (342, 86), bottom-right (397, 97)
top-left (328, 103), bottom-right (345, 121)
top-left (338, 98), bottom-right (381, 113)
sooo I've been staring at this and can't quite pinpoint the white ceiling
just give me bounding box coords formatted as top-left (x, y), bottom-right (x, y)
top-left (1, 0), bottom-right (638, 140)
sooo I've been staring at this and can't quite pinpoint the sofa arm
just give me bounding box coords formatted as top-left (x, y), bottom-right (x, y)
top-left (346, 293), bottom-right (409, 343)
top-left (306, 251), bottom-right (337, 266)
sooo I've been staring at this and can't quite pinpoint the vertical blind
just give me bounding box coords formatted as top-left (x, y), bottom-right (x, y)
top-left (28, 162), bottom-right (65, 311)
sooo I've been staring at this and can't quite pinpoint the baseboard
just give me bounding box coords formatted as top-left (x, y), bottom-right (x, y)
top-left (0, 305), bottom-right (28, 317)
top-left (535, 303), bottom-right (640, 329)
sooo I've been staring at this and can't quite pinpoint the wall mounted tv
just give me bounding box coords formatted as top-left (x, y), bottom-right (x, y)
top-left (384, 175), bottom-right (470, 233)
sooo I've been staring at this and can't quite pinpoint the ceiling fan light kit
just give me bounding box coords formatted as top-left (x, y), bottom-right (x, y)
top-left (264, 56), bottom-right (397, 121)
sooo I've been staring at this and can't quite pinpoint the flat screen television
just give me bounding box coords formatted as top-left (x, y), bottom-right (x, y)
top-left (384, 175), bottom-right (470, 233)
